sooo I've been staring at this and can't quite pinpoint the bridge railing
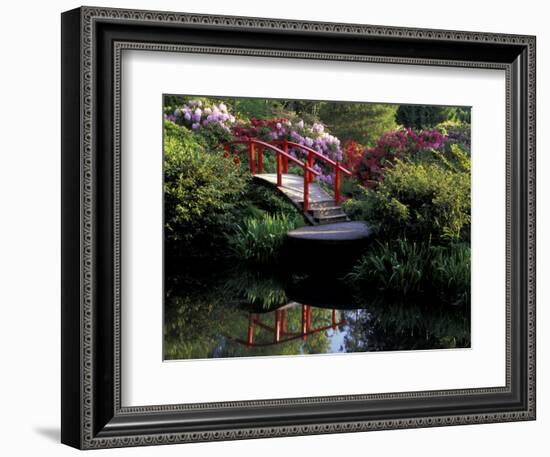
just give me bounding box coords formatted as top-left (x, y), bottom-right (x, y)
top-left (272, 140), bottom-right (352, 205)
top-left (223, 138), bottom-right (321, 212)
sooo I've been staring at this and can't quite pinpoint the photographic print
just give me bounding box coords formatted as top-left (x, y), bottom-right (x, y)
top-left (61, 8), bottom-right (536, 447)
top-left (162, 95), bottom-right (472, 360)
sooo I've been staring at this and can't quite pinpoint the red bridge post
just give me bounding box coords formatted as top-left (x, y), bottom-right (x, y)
top-left (334, 161), bottom-right (341, 205)
top-left (276, 151), bottom-right (282, 186)
top-left (249, 142), bottom-right (255, 175)
top-left (258, 145), bottom-right (263, 174)
top-left (303, 173), bottom-right (309, 212)
top-left (282, 140), bottom-right (289, 173)
top-left (307, 151), bottom-right (314, 183)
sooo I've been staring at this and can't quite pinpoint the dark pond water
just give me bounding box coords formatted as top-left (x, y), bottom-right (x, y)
top-left (163, 267), bottom-right (470, 360)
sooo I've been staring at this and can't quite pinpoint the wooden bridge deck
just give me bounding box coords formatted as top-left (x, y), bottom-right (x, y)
top-left (254, 173), bottom-right (349, 225)
top-left (254, 173), bottom-right (332, 205)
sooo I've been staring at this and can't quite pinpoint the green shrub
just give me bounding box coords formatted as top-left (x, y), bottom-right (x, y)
top-left (339, 176), bottom-right (365, 199)
top-left (348, 239), bottom-right (470, 305)
top-left (341, 190), bottom-right (375, 222)
top-left (348, 239), bottom-right (432, 296)
top-left (350, 159), bottom-right (470, 244)
top-left (436, 120), bottom-right (471, 153)
top-left (244, 183), bottom-right (304, 219)
top-left (193, 123), bottom-right (234, 151)
top-left (424, 143), bottom-right (471, 174)
top-left (163, 121), bottom-right (249, 263)
top-left (430, 243), bottom-right (471, 305)
top-left (228, 213), bottom-right (299, 265)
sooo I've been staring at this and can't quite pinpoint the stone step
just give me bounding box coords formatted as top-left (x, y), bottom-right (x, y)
top-left (314, 214), bottom-right (349, 224)
top-left (308, 206), bottom-right (344, 218)
top-left (305, 199), bottom-right (337, 210)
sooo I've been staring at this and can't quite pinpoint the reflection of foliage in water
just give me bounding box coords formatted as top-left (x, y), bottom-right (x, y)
top-left (164, 294), bottom-right (333, 359)
top-left (164, 292), bottom-right (237, 360)
top-left (343, 292), bottom-right (470, 352)
top-left (164, 267), bottom-right (470, 360)
top-left (223, 268), bottom-right (288, 310)
top-left (164, 269), bottom-right (333, 359)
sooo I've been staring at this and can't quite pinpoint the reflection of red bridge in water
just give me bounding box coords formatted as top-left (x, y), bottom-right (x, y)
top-left (230, 303), bottom-right (346, 348)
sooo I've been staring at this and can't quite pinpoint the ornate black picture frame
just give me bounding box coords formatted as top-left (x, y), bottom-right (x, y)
top-left (61, 6), bottom-right (536, 449)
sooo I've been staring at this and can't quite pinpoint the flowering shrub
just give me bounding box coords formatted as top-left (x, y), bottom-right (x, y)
top-left (166, 99), bottom-right (236, 132)
top-left (165, 100), bottom-right (237, 150)
top-left (436, 120), bottom-right (471, 153)
top-left (355, 128), bottom-right (446, 188)
top-left (232, 117), bottom-right (288, 141)
top-left (233, 117), bottom-right (342, 184)
top-left (341, 140), bottom-right (365, 174)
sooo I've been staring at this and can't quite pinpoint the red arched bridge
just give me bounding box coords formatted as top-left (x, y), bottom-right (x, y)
top-left (223, 138), bottom-right (353, 225)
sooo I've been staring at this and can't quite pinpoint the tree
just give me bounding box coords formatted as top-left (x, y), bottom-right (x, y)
top-left (395, 105), bottom-right (448, 129)
top-left (233, 98), bottom-right (282, 119)
top-left (318, 103), bottom-right (398, 146)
